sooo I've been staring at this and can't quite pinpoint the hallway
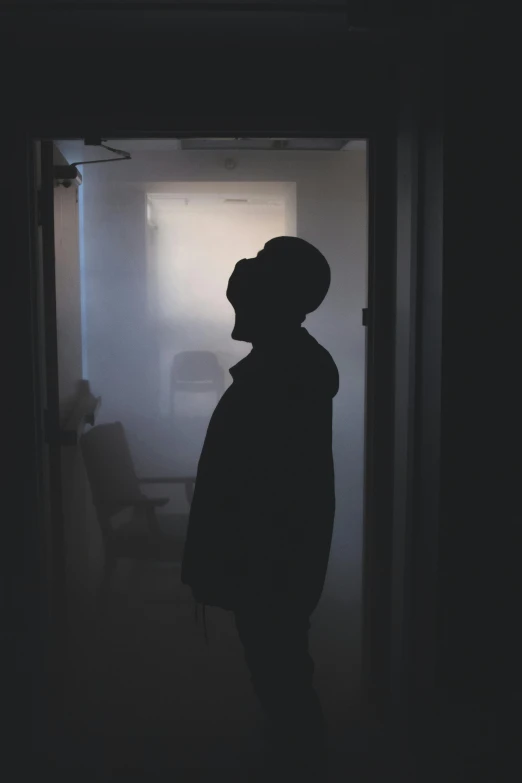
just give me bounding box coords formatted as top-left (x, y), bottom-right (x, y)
top-left (58, 532), bottom-right (369, 781)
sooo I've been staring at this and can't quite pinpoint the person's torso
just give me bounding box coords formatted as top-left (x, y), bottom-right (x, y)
top-left (181, 330), bottom-right (338, 611)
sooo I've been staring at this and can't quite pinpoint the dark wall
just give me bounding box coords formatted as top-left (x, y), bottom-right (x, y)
top-left (1, 3), bottom-right (517, 767)
top-left (0, 11), bottom-right (393, 771)
top-left (1, 137), bottom-right (48, 770)
top-left (436, 26), bottom-right (519, 753)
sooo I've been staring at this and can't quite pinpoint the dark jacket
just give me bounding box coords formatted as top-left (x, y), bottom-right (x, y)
top-left (181, 327), bottom-right (339, 615)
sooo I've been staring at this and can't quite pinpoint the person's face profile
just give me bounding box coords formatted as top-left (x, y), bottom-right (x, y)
top-left (227, 244), bottom-right (301, 342)
top-left (227, 254), bottom-right (270, 342)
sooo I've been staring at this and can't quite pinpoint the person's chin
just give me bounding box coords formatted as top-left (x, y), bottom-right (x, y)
top-left (231, 326), bottom-right (252, 342)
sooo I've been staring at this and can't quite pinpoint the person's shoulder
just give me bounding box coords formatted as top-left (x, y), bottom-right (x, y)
top-left (299, 332), bottom-right (339, 398)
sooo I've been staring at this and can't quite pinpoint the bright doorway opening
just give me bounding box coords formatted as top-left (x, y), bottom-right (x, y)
top-left (51, 136), bottom-right (368, 772)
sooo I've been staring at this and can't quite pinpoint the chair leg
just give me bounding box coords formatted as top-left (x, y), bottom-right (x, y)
top-left (129, 558), bottom-right (148, 604)
top-left (97, 552), bottom-right (116, 622)
top-left (145, 505), bottom-right (161, 537)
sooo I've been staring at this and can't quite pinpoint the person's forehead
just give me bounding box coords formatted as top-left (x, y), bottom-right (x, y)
top-left (236, 254), bottom-right (263, 271)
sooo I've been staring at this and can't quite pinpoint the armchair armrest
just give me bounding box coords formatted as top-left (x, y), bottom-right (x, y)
top-left (132, 497), bottom-right (169, 509)
top-left (131, 496), bottom-right (169, 536)
top-left (138, 476), bottom-right (196, 506)
top-left (138, 476), bottom-right (196, 484)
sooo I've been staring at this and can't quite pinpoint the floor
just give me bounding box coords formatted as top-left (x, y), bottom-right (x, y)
top-left (55, 507), bottom-right (510, 782)
top-left (35, 551), bottom-right (503, 782)
top-left (55, 544), bottom-right (375, 781)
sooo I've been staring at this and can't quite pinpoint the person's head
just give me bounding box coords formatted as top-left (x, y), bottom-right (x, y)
top-left (226, 236), bottom-right (331, 343)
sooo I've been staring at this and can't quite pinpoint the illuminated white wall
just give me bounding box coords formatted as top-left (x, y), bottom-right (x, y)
top-left (148, 186), bottom-right (292, 418)
top-left (80, 149), bottom-right (367, 697)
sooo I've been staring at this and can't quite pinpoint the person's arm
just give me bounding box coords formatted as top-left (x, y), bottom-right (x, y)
top-left (242, 386), bottom-right (330, 603)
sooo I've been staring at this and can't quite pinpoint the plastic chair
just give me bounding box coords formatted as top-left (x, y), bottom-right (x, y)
top-left (170, 350), bottom-right (225, 418)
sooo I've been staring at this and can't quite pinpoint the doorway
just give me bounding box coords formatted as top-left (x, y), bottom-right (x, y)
top-left (3, 4), bottom-right (446, 774)
top-left (39, 135), bottom-right (374, 777)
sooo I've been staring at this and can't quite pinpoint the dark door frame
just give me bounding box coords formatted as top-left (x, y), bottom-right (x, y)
top-left (5, 16), bottom-right (444, 763)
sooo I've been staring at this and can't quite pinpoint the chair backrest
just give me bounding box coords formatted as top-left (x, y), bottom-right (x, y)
top-left (171, 350), bottom-right (224, 387)
top-left (80, 421), bottom-right (143, 517)
top-left (170, 351), bottom-right (225, 417)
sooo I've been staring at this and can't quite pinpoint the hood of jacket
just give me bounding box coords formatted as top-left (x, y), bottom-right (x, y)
top-left (229, 327), bottom-right (339, 399)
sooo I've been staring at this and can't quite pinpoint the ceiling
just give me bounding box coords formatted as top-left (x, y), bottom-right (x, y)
top-left (178, 138), bottom-right (365, 151)
top-left (57, 137), bottom-right (366, 164)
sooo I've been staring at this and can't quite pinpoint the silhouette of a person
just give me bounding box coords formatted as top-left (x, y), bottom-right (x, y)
top-left (181, 236), bottom-right (339, 779)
